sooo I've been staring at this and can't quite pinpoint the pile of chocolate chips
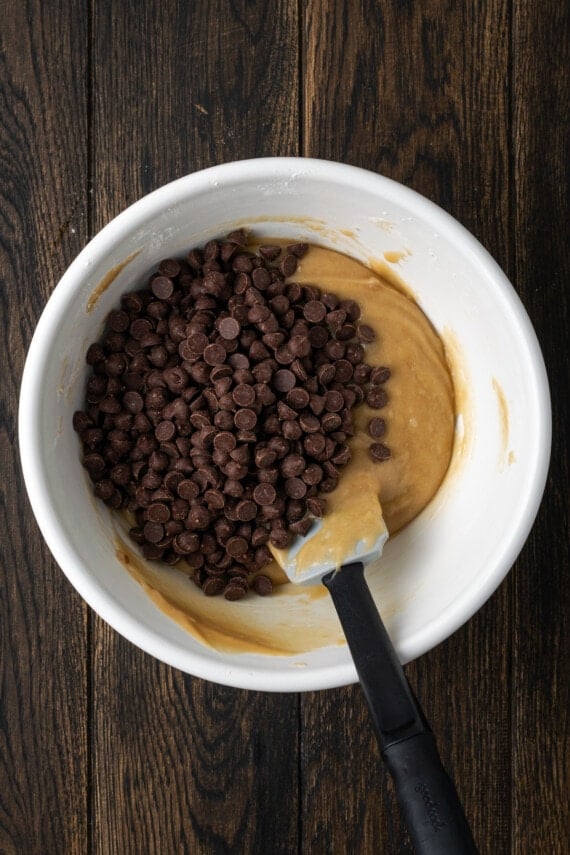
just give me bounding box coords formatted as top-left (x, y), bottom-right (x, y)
top-left (73, 231), bottom-right (391, 600)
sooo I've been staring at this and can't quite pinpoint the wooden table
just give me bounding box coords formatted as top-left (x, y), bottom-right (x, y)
top-left (2, 2), bottom-right (568, 853)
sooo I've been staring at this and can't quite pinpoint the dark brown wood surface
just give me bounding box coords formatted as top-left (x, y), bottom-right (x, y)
top-left (1, 1), bottom-right (567, 853)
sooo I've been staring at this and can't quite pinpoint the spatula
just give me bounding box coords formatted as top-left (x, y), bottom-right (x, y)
top-left (273, 521), bottom-right (479, 855)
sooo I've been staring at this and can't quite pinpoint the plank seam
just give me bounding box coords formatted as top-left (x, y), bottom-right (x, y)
top-left (86, 0), bottom-right (94, 851)
top-left (507, 0), bottom-right (516, 851)
top-left (298, 0), bottom-right (304, 157)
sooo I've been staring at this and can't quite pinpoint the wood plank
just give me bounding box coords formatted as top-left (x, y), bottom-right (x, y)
top-left (300, 685), bottom-right (394, 852)
top-left (302, 1), bottom-right (512, 851)
top-left (89, 2), bottom-right (300, 852)
top-left (511, 0), bottom-right (570, 851)
top-left (0, 1), bottom-right (89, 853)
top-left (92, 634), bottom-right (300, 854)
top-left (92, 0), bottom-right (300, 227)
top-left (303, 0), bottom-right (511, 252)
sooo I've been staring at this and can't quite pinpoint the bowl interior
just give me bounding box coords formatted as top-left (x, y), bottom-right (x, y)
top-left (19, 159), bottom-right (550, 690)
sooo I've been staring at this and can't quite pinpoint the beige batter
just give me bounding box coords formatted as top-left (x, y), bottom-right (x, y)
top-left (113, 242), bottom-right (455, 654)
top-left (273, 245), bottom-right (454, 576)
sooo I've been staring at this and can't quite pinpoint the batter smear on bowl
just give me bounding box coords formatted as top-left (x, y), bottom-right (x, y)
top-left (74, 231), bottom-right (455, 602)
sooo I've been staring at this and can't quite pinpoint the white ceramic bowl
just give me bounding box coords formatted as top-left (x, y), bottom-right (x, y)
top-left (19, 158), bottom-right (550, 691)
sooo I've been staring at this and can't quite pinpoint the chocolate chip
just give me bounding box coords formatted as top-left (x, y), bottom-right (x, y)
top-left (284, 477), bottom-right (307, 499)
top-left (247, 304), bottom-right (270, 324)
top-left (320, 476), bottom-right (339, 493)
top-left (287, 242), bottom-right (308, 258)
top-left (331, 444), bottom-right (351, 466)
top-left (107, 310), bottom-right (131, 333)
top-left (279, 254), bottom-right (298, 277)
top-left (73, 410), bottom-right (93, 433)
top-left (303, 300), bottom-right (327, 323)
top-left (177, 479), bottom-right (199, 501)
top-left (214, 431), bottom-right (237, 453)
top-left (224, 583), bottom-right (247, 601)
top-left (253, 483), bottom-right (276, 505)
top-left (223, 479), bottom-right (243, 498)
top-left (302, 463), bottom-right (323, 485)
top-left (288, 334), bottom-right (311, 358)
top-left (203, 343), bottom-right (227, 366)
top-left (158, 258), bottom-right (181, 278)
top-left (268, 436), bottom-right (289, 457)
top-left (321, 412), bottom-right (342, 432)
top-left (280, 453), bottom-right (305, 478)
top-left (345, 343), bottom-right (365, 365)
top-left (186, 505), bottom-right (211, 530)
top-left (285, 387), bottom-right (310, 410)
top-left (337, 324), bottom-right (356, 341)
top-left (233, 254), bottom-right (254, 273)
top-left (288, 518), bottom-right (313, 537)
top-left (228, 352), bottom-right (250, 370)
top-left (356, 323), bottom-right (375, 342)
top-left (269, 295), bottom-right (289, 316)
top-left (122, 390), bottom-right (144, 414)
top-left (340, 299), bottom-right (361, 321)
top-left (234, 408), bottom-right (257, 430)
top-left (273, 369), bottom-right (296, 392)
top-left (203, 577), bottom-right (225, 596)
top-left (324, 390), bottom-right (345, 412)
top-left (186, 332), bottom-right (208, 354)
top-left (370, 365), bottom-right (391, 384)
top-left (204, 489), bottom-right (225, 510)
top-left (94, 479), bottom-right (114, 500)
top-left (299, 413), bottom-right (321, 433)
top-left (226, 535), bottom-right (248, 556)
top-left (253, 447), bottom-right (276, 470)
top-left (218, 316), bottom-right (241, 340)
top-left (214, 410), bottom-right (235, 430)
top-left (304, 433), bottom-right (326, 456)
top-left (308, 326), bottom-right (329, 348)
top-left (307, 497), bottom-right (327, 517)
top-left (164, 471), bottom-right (184, 493)
top-left (259, 245), bottom-right (281, 261)
top-left (106, 354), bottom-right (129, 377)
top-left (366, 387), bottom-right (388, 409)
top-left (147, 502), bottom-right (170, 523)
top-left (232, 383), bottom-right (256, 407)
top-left (269, 528), bottom-right (291, 549)
top-left (151, 276), bottom-right (174, 300)
top-left (252, 267), bottom-right (272, 290)
top-left (282, 419), bottom-right (302, 440)
top-left (130, 318), bottom-right (153, 341)
top-left (370, 442), bottom-right (391, 461)
top-left (235, 500), bottom-right (257, 521)
top-left (155, 420), bottom-right (176, 442)
top-left (368, 417), bottom-right (387, 438)
top-left (225, 229), bottom-right (247, 246)
top-left (143, 521), bottom-right (164, 543)
top-left (275, 345), bottom-right (295, 366)
top-left (251, 573), bottom-right (272, 597)
top-left (141, 543), bottom-right (164, 560)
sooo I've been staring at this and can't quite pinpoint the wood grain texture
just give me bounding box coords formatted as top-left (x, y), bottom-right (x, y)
top-left (303, 0), bottom-right (511, 254)
top-left (90, 2), bottom-right (300, 853)
top-left (92, 633), bottom-right (300, 854)
top-left (511, 0), bottom-right (570, 852)
top-left (300, 685), bottom-right (394, 853)
top-left (302, 2), bottom-right (513, 852)
top-left (0, 2), bottom-right (89, 853)
top-left (91, 0), bottom-right (300, 227)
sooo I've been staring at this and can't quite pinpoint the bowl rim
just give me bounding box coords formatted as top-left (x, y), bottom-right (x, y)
top-left (18, 157), bottom-right (552, 691)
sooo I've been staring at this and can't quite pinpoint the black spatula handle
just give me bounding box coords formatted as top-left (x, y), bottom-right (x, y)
top-left (323, 562), bottom-right (478, 855)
